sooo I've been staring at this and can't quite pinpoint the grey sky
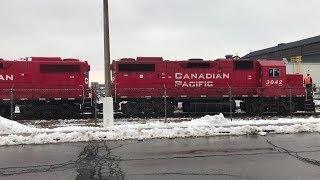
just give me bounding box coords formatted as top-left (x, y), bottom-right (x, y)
top-left (0, 0), bottom-right (319, 82)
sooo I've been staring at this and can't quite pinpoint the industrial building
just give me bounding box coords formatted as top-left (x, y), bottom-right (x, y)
top-left (243, 35), bottom-right (320, 86)
top-left (91, 82), bottom-right (106, 100)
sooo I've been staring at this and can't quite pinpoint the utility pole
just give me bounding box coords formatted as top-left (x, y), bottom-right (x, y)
top-left (104, 0), bottom-right (111, 97)
top-left (103, 0), bottom-right (114, 127)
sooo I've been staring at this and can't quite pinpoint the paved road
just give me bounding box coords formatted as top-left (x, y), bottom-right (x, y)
top-left (0, 133), bottom-right (320, 180)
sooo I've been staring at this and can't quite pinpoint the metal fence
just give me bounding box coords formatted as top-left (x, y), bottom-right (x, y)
top-left (1, 86), bottom-right (319, 121)
top-left (0, 88), bottom-right (94, 120)
top-left (111, 86), bottom-right (320, 121)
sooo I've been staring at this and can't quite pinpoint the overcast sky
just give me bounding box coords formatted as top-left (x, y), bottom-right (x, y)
top-left (0, 0), bottom-right (319, 82)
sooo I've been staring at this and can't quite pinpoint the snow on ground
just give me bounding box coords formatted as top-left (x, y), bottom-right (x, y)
top-left (0, 116), bottom-right (37, 134)
top-left (2, 114), bottom-right (320, 146)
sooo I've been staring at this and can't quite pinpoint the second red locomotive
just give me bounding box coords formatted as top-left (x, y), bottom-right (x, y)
top-left (0, 57), bottom-right (93, 119)
top-left (112, 57), bottom-right (315, 116)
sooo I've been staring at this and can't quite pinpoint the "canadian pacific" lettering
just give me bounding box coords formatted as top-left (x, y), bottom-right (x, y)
top-left (175, 73), bottom-right (229, 88)
top-left (0, 75), bottom-right (14, 81)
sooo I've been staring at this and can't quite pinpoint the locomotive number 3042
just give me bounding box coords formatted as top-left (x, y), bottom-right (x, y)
top-left (266, 79), bottom-right (283, 85)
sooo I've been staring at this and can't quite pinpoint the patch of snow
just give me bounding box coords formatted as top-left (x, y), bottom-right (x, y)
top-left (2, 114), bottom-right (320, 146)
top-left (0, 116), bottom-right (36, 134)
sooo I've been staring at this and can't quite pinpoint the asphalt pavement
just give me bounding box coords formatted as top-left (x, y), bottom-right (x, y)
top-left (0, 133), bottom-right (320, 180)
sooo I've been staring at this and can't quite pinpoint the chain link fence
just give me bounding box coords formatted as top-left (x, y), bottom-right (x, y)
top-left (0, 88), bottom-right (96, 120)
top-left (1, 86), bottom-right (319, 121)
top-left (112, 86), bottom-right (320, 121)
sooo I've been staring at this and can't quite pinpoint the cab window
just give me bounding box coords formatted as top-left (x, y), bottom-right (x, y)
top-left (269, 68), bottom-right (280, 77)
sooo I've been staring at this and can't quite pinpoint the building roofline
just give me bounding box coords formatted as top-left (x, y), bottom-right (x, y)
top-left (243, 35), bottom-right (320, 58)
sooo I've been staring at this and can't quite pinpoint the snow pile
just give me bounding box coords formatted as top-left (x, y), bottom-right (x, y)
top-left (189, 114), bottom-right (227, 125)
top-left (2, 114), bottom-right (320, 146)
top-left (0, 116), bottom-right (36, 134)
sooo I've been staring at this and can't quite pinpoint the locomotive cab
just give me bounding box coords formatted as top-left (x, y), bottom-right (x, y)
top-left (240, 60), bottom-right (312, 114)
top-left (258, 60), bottom-right (287, 97)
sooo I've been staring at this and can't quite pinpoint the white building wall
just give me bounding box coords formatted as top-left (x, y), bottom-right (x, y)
top-left (286, 63), bottom-right (320, 86)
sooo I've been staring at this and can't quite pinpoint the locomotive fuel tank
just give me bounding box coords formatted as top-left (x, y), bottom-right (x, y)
top-left (183, 100), bottom-right (236, 113)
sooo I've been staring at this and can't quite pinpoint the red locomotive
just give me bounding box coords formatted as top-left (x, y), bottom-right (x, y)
top-left (0, 56), bottom-right (315, 119)
top-left (0, 57), bottom-right (93, 118)
top-left (112, 57), bottom-right (315, 116)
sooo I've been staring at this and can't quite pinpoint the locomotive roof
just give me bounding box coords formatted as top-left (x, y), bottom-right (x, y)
top-left (0, 57), bottom-right (86, 63)
top-left (113, 57), bottom-right (287, 66)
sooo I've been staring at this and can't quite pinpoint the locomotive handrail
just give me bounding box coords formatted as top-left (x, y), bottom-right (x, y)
top-left (0, 88), bottom-right (90, 102)
top-left (79, 85), bottom-right (85, 104)
top-left (114, 86), bottom-right (307, 99)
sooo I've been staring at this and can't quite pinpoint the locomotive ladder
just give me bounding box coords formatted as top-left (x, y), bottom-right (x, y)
top-left (305, 89), bottom-right (316, 112)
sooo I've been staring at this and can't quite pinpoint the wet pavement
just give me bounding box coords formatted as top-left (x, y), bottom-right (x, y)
top-left (0, 133), bottom-right (320, 180)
